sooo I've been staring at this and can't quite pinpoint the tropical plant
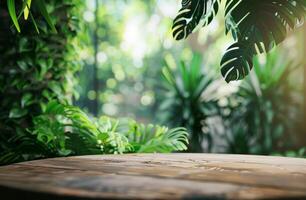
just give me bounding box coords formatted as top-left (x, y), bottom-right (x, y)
top-left (272, 147), bottom-right (306, 158)
top-left (118, 119), bottom-right (189, 153)
top-left (159, 53), bottom-right (219, 152)
top-left (172, 0), bottom-right (306, 82)
top-left (0, 0), bottom-right (83, 160)
top-left (223, 50), bottom-right (301, 154)
top-left (0, 101), bottom-right (189, 165)
top-left (6, 0), bottom-right (56, 33)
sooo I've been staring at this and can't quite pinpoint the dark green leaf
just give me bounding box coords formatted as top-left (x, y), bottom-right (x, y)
top-left (9, 108), bottom-right (27, 118)
top-left (35, 0), bottom-right (57, 33)
top-left (172, 0), bottom-right (220, 40)
top-left (220, 42), bottom-right (254, 82)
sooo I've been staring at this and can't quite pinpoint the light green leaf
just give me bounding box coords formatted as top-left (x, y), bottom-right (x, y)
top-left (24, 0), bottom-right (32, 20)
top-left (7, 0), bottom-right (21, 32)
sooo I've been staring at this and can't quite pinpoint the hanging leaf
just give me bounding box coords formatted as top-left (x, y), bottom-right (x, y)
top-left (222, 0), bottom-right (306, 82)
top-left (225, 0), bottom-right (306, 53)
top-left (221, 42), bottom-right (254, 83)
top-left (7, 0), bottom-right (21, 32)
top-left (35, 0), bottom-right (57, 33)
top-left (29, 10), bottom-right (40, 34)
top-left (24, 0), bottom-right (32, 20)
top-left (173, 0), bottom-right (306, 82)
top-left (202, 0), bottom-right (220, 27)
top-left (172, 0), bottom-right (220, 40)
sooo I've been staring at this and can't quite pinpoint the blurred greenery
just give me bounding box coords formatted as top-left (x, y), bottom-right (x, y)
top-left (223, 50), bottom-right (303, 154)
top-left (0, 0), bottom-right (189, 165)
top-left (76, 0), bottom-right (183, 119)
top-left (159, 53), bottom-right (219, 152)
top-left (0, 0), bottom-right (305, 165)
top-left (75, 0), bottom-right (305, 155)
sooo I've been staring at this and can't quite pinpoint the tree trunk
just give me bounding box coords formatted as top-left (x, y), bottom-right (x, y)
top-left (304, 23), bottom-right (306, 143)
top-left (93, 0), bottom-right (100, 116)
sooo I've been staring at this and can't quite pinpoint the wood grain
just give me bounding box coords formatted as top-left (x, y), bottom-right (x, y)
top-left (0, 154), bottom-right (305, 200)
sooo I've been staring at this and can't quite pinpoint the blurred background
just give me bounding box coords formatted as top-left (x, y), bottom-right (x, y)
top-left (74, 0), bottom-right (305, 155)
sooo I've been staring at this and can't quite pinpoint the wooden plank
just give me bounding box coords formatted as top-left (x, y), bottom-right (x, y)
top-left (0, 154), bottom-right (306, 200)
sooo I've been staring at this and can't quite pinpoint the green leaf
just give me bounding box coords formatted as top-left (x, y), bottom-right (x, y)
top-left (7, 0), bottom-right (21, 33)
top-left (172, 0), bottom-right (220, 40)
top-left (21, 93), bottom-right (33, 108)
top-left (9, 108), bottom-right (27, 118)
top-left (220, 42), bottom-right (254, 83)
top-left (173, 0), bottom-right (306, 82)
top-left (17, 61), bottom-right (28, 71)
top-left (29, 10), bottom-right (40, 34)
top-left (24, 0), bottom-right (32, 20)
top-left (134, 126), bottom-right (189, 153)
top-left (225, 0), bottom-right (306, 51)
top-left (179, 61), bottom-right (189, 90)
top-left (48, 81), bottom-right (62, 96)
top-left (35, 0), bottom-right (57, 33)
top-left (189, 52), bottom-right (202, 89)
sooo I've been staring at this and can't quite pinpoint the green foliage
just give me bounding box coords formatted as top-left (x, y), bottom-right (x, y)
top-left (272, 147), bottom-right (306, 158)
top-left (0, 0), bottom-right (83, 160)
top-left (172, 0), bottom-right (220, 40)
top-left (32, 101), bottom-right (131, 156)
top-left (118, 119), bottom-right (188, 153)
top-left (0, 0), bottom-right (189, 166)
top-left (0, 102), bottom-right (189, 165)
top-left (6, 0), bottom-right (56, 33)
top-left (76, 0), bottom-right (178, 118)
top-left (172, 0), bottom-right (306, 82)
top-left (220, 42), bottom-right (253, 83)
top-left (7, 0), bottom-right (20, 32)
top-left (159, 53), bottom-right (219, 152)
top-left (224, 50), bottom-right (301, 154)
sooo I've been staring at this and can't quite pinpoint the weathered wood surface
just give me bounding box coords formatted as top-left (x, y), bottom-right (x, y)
top-left (0, 154), bottom-right (306, 200)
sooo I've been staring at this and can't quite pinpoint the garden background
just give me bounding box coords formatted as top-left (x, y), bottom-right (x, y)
top-left (0, 0), bottom-right (305, 165)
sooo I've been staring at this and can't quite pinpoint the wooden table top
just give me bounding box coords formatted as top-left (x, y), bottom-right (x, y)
top-left (0, 153), bottom-right (306, 200)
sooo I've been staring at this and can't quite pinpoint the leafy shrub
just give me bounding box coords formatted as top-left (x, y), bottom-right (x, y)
top-left (159, 53), bottom-right (219, 152)
top-left (0, 0), bottom-right (83, 157)
top-left (119, 119), bottom-right (189, 153)
top-left (224, 50), bottom-right (301, 154)
top-left (0, 102), bottom-right (189, 165)
top-left (272, 148), bottom-right (306, 158)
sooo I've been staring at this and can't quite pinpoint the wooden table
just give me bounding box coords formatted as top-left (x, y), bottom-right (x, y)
top-left (0, 154), bottom-right (306, 200)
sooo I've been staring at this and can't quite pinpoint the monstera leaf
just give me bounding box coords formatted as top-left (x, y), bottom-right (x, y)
top-left (172, 0), bottom-right (306, 82)
top-left (172, 0), bottom-right (221, 40)
top-left (221, 42), bottom-right (254, 82)
top-left (225, 0), bottom-right (306, 53)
